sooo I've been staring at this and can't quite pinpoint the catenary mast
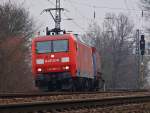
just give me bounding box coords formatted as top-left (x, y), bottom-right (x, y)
top-left (44, 0), bottom-right (64, 35)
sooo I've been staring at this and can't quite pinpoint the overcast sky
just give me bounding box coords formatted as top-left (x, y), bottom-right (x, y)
top-left (0, 0), bottom-right (143, 34)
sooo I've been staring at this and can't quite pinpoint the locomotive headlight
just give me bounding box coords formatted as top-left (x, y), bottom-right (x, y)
top-left (36, 59), bottom-right (44, 64)
top-left (65, 66), bottom-right (69, 70)
top-left (63, 66), bottom-right (70, 70)
top-left (37, 68), bottom-right (42, 72)
top-left (61, 57), bottom-right (70, 62)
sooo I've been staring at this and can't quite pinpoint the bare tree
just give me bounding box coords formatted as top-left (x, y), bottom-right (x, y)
top-left (0, 2), bottom-right (35, 93)
top-left (84, 13), bottom-right (138, 89)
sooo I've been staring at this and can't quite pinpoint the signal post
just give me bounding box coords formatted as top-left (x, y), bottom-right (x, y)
top-left (139, 34), bottom-right (145, 88)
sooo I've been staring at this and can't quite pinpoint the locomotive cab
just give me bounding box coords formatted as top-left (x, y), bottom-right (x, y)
top-left (35, 39), bottom-right (69, 73)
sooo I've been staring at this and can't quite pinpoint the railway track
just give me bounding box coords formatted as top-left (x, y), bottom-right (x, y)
top-left (0, 90), bottom-right (149, 113)
top-left (0, 91), bottom-right (150, 104)
top-left (0, 95), bottom-right (150, 113)
top-left (0, 89), bottom-right (148, 98)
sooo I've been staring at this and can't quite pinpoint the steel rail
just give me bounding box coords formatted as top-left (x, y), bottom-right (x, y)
top-left (0, 95), bottom-right (150, 113)
top-left (0, 89), bottom-right (148, 99)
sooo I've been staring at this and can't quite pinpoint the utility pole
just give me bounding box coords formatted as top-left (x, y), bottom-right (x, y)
top-left (93, 6), bottom-right (96, 19)
top-left (105, 16), bottom-right (114, 33)
top-left (43, 0), bottom-right (64, 35)
top-left (104, 16), bottom-right (116, 88)
top-left (55, 0), bottom-right (61, 30)
top-left (135, 29), bottom-right (140, 89)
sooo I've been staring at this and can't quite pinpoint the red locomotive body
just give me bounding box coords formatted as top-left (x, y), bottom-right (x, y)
top-left (32, 34), bottom-right (103, 91)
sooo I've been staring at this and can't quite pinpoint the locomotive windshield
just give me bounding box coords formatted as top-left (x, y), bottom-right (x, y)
top-left (53, 40), bottom-right (68, 52)
top-left (36, 41), bottom-right (52, 53)
top-left (36, 40), bottom-right (68, 53)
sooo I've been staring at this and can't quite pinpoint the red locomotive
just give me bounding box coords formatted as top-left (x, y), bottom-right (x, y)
top-left (32, 33), bottom-right (104, 91)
